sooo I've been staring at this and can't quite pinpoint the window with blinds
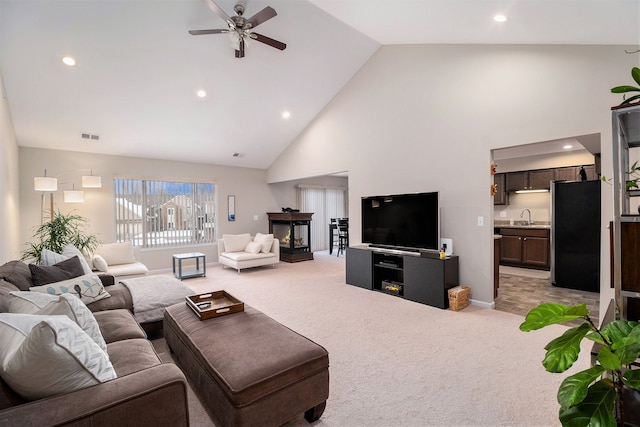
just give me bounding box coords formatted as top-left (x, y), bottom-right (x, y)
top-left (297, 186), bottom-right (347, 251)
top-left (114, 178), bottom-right (216, 248)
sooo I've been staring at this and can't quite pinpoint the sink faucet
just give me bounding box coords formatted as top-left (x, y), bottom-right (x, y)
top-left (520, 209), bottom-right (532, 226)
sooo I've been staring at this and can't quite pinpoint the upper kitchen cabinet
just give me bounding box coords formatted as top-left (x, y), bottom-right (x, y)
top-left (506, 169), bottom-right (555, 191)
top-left (555, 165), bottom-right (599, 182)
top-left (493, 173), bottom-right (508, 205)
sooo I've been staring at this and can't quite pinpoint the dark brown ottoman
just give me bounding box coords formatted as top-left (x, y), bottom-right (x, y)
top-left (164, 302), bottom-right (329, 427)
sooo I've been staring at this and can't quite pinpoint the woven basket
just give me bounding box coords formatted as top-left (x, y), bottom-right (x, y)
top-left (448, 286), bottom-right (470, 311)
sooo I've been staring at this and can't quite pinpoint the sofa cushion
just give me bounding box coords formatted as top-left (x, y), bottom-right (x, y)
top-left (107, 339), bottom-right (161, 377)
top-left (92, 254), bottom-right (109, 272)
top-left (221, 252), bottom-right (276, 262)
top-left (93, 309), bottom-right (146, 343)
top-left (86, 283), bottom-right (133, 313)
top-left (96, 241), bottom-right (136, 266)
top-left (104, 262), bottom-right (148, 277)
top-left (222, 234), bottom-right (252, 252)
top-left (40, 249), bottom-right (68, 266)
top-left (0, 261), bottom-right (33, 291)
top-left (8, 292), bottom-right (108, 353)
top-left (29, 256), bottom-right (85, 286)
top-left (0, 280), bottom-right (19, 313)
top-left (254, 233), bottom-right (275, 253)
top-left (30, 273), bottom-right (111, 305)
top-left (63, 245), bottom-right (94, 275)
top-left (245, 241), bottom-right (262, 254)
top-left (0, 313), bottom-right (116, 401)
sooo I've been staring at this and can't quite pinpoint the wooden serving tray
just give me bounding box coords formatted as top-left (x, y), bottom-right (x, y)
top-left (186, 291), bottom-right (244, 320)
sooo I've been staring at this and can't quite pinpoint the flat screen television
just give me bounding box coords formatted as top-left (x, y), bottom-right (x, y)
top-left (361, 192), bottom-right (439, 251)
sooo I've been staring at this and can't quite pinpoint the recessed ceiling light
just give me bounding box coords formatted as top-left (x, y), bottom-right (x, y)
top-left (563, 144), bottom-right (573, 149)
top-left (62, 56), bottom-right (76, 66)
top-left (493, 14), bottom-right (507, 23)
top-left (197, 90), bottom-right (207, 98)
top-left (282, 111), bottom-right (291, 119)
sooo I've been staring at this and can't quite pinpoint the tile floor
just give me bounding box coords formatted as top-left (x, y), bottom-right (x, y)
top-left (494, 266), bottom-right (600, 327)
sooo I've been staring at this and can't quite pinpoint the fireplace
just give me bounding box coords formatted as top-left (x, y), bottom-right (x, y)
top-left (267, 212), bottom-right (314, 262)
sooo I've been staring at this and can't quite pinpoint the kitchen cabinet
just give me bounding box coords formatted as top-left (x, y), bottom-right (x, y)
top-left (506, 169), bottom-right (554, 191)
top-left (493, 173), bottom-right (508, 205)
top-left (498, 228), bottom-right (550, 270)
top-left (554, 165), bottom-right (598, 182)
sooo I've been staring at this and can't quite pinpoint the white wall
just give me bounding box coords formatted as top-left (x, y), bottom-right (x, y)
top-left (268, 175), bottom-right (349, 213)
top-left (268, 44), bottom-right (639, 308)
top-left (0, 68), bottom-right (21, 262)
top-left (19, 147), bottom-right (280, 271)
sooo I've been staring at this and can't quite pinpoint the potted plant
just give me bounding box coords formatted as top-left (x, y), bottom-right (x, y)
top-left (520, 302), bottom-right (640, 426)
top-left (22, 210), bottom-right (100, 263)
top-left (611, 67), bottom-right (640, 107)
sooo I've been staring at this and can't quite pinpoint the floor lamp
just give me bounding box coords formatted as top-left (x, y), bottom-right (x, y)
top-left (34, 171), bottom-right (57, 224)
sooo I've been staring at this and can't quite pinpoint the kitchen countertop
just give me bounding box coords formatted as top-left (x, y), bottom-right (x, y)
top-left (494, 221), bottom-right (550, 230)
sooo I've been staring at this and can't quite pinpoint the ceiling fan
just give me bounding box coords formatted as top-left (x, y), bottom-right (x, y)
top-left (189, 0), bottom-right (286, 58)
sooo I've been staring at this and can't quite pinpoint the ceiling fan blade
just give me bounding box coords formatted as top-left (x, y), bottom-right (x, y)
top-left (251, 33), bottom-right (286, 51)
top-left (235, 38), bottom-right (246, 58)
top-left (188, 29), bottom-right (228, 35)
top-left (201, 0), bottom-right (232, 24)
top-left (245, 6), bottom-right (277, 29)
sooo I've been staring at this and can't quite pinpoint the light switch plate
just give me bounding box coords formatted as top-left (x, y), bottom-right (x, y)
top-left (253, 215), bottom-right (259, 221)
top-left (477, 216), bottom-right (484, 226)
top-left (500, 211), bottom-right (507, 218)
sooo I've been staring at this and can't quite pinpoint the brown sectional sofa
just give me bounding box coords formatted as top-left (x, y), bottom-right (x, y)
top-left (0, 260), bottom-right (189, 427)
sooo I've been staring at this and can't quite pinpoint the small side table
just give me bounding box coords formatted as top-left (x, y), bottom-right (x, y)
top-left (173, 252), bottom-right (206, 280)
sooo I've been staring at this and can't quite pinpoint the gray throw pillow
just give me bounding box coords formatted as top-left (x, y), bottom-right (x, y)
top-left (0, 261), bottom-right (33, 291)
top-left (29, 256), bottom-right (85, 286)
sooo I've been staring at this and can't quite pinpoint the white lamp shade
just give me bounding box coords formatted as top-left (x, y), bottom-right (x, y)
top-left (82, 175), bottom-right (102, 188)
top-left (34, 176), bottom-right (58, 191)
top-left (64, 190), bottom-right (84, 203)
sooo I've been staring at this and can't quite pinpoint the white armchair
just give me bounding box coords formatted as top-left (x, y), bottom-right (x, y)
top-left (218, 233), bottom-right (279, 273)
top-left (91, 241), bottom-right (148, 280)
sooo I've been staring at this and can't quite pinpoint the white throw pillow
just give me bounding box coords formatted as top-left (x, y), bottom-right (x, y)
top-left (0, 313), bottom-right (116, 401)
top-left (96, 241), bottom-right (136, 266)
top-left (244, 241), bottom-right (262, 254)
top-left (222, 234), bottom-right (252, 252)
top-left (29, 273), bottom-right (111, 305)
top-left (92, 254), bottom-right (109, 272)
top-left (254, 233), bottom-right (275, 253)
top-left (62, 245), bottom-right (93, 275)
top-left (40, 249), bottom-right (68, 266)
top-left (8, 292), bottom-right (108, 353)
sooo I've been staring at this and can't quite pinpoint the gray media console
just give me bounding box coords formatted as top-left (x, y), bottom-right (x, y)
top-left (345, 246), bottom-right (459, 309)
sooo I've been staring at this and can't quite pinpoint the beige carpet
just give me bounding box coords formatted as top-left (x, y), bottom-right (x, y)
top-left (152, 250), bottom-right (592, 427)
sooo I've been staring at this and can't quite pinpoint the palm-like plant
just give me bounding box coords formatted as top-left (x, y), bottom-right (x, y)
top-left (612, 67), bottom-right (640, 107)
top-left (22, 211), bottom-right (100, 263)
top-left (520, 303), bottom-right (640, 426)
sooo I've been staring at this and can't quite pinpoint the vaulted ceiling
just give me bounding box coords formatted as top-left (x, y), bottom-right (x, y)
top-left (1, 0), bottom-right (638, 169)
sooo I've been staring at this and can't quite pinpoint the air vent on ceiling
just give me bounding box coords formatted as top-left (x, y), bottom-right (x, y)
top-left (81, 133), bottom-right (100, 141)
top-left (232, 152), bottom-right (244, 158)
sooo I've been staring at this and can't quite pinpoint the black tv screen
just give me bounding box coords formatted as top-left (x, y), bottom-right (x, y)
top-left (361, 192), bottom-right (439, 251)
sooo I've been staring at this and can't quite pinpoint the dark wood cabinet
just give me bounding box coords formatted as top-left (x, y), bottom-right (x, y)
top-left (498, 228), bottom-right (550, 270)
top-left (493, 173), bottom-right (508, 205)
top-left (555, 166), bottom-right (577, 181)
top-left (506, 169), bottom-right (554, 191)
top-left (345, 247), bottom-right (459, 309)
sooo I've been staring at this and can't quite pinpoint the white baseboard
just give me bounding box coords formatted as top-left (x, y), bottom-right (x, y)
top-left (470, 299), bottom-right (495, 309)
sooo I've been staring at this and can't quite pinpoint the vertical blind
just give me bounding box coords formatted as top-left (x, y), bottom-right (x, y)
top-left (297, 186), bottom-right (347, 252)
top-left (114, 178), bottom-right (216, 248)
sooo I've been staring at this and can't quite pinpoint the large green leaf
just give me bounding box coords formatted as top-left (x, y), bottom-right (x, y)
top-left (559, 380), bottom-right (616, 427)
top-left (597, 346), bottom-right (622, 371)
top-left (520, 303), bottom-right (589, 332)
top-left (612, 85), bottom-right (640, 94)
top-left (623, 369), bottom-right (640, 389)
top-left (558, 365), bottom-right (606, 409)
top-left (632, 67), bottom-right (640, 86)
top-left (543, 323), bottom-right (592, 373)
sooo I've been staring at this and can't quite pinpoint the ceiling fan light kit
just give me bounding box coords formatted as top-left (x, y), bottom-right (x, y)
top-left (189, 0), bottom-right (286, 58)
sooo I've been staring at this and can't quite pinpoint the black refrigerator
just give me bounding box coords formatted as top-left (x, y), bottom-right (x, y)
top-left (551, 180), bottom-right (601, 292)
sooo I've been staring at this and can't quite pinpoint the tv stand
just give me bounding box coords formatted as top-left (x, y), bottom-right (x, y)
top-left (345, 246), bottom-right (459, 309)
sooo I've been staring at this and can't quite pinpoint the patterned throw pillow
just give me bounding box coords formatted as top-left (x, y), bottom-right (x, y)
top-left (39, 249), bottom-right (68, 266)
top-left (0, 313), bottom-right (116, 401)
top-left (8, 292), bottom-right (108, 353)
top-left (29, 256), bottom-right (85, 286)
top-left (29, 273), bottom-right (111, 305)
